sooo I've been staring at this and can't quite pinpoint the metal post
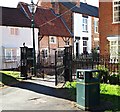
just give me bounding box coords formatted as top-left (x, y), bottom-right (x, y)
top-left (55, 50), bottom-right (57, 86)
top-left (31, 1), bottom-right (36, 76)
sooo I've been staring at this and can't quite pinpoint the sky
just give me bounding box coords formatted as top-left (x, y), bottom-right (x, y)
top-left (0, 0), bottom-right (99, 8)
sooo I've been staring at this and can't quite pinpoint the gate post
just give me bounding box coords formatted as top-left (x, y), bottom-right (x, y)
top-left (20, 46), bottom-right (28, 79)
top-left (69, 46), bottom-right (73, 82)
top-left (64, 46), bottom-right (73, 82)
top-left (55, 50), bottom-right (57, 86)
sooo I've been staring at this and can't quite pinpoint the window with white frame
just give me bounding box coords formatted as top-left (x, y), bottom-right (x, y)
top-left (94, 20), bottom-right (99, 33)
top-left (83, 37), bottom-right (88, 54)
top-left (113, 0), bottom-right (120, 23)
top-left (10, 28), bottom-right (19, 35)
top-left (49, 36), bottom-right (56, 44)
top-left (5, 48), bottom-right (17, 61)
top-left (82, 17), bottom-right (88, 32)
top-left (110, 41), bottom-right (118, 58)
top-left (42, 49), bottom-right (48, 58)
top-left (107, 37), bottom-right (120, 62)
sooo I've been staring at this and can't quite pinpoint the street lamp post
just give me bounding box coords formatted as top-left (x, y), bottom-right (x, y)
top-left (30, 0), bottom-right (37, 76)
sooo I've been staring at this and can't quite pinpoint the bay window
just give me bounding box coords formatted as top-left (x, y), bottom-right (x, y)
top-left (107, 36), bottom-right (120, 62)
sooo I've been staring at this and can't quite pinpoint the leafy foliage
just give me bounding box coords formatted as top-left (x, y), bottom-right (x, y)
top-left (0, 71), bottom-right (21, 86)
top-left (65, 81), bottom-right (120, 111)
top-left (100, 84), bottom-right (120, 96)
top-left (96, 65), bottom-right (109, 83)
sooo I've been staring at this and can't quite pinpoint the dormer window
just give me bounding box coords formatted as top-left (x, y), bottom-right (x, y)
top-left (113, 0), bottom-right (120, 23)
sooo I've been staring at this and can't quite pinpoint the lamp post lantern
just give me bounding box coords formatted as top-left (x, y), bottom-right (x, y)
top-left (30, 0), bottom-right (37, 76)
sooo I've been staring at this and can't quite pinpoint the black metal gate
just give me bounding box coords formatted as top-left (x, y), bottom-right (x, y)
top-left (55, 46), bottom-right (73, 86)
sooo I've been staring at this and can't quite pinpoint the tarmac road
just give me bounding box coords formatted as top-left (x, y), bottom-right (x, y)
top-left (0, 76), bottom-right (80, 111)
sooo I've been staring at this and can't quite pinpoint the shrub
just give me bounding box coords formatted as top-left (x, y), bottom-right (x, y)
top-left (64, 81), bottom-right (77, 100)
top-left (64, 81), bottom-right (77, 89)
top-left (108, 74), bottom-right (119, 85)
top-left (96, 65), bottom-right (109, 83)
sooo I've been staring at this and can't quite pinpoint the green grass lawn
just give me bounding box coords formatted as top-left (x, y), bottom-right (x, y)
top-left (0, 71), bottom-right (21, 86)
top-left (64, 81), bottom-right (120, 111)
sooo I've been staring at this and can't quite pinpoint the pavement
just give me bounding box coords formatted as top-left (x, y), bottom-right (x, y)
top-left (0, 75), bottom-right (81, 111)
top-left (0, 75), bottom-right (114, 111)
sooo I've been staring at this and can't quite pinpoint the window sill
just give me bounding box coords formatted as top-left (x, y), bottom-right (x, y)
top-left (94, 32), bottom-right (99, 34)
top-left (50, 42), bottom-right (56, 44)
top-left (112, 22), bottom-right (120, 24)
top-left (4, 60), bottom-right (17, 63)
top-left (82, 31), bottom-right (88, 33)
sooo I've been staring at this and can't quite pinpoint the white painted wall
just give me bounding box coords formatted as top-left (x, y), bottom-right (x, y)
top-left (0, 26), bottom-right (39, 69)
top-left (73, 12), bottom-right (92, 56)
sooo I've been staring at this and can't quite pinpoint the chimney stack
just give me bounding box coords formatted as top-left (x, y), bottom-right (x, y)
top-left (51, 0), bottom-right (59, 14)
top-left (83, 0), bottom-right (87, 3)
top-left (37, 0), bottom-right (52, 8)
top-left (76, 0), bottom-right (80, 7)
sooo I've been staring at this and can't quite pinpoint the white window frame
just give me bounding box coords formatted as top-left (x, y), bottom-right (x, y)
top-left (113, 0), bottom-right (120, 23)
top-left (49, 36), bottom-right (56, 44)
top-left (82, 17), bottom-right (88, 32)
top-left (10, 28), bottom-right (19, 35)
top-left (94, 19), bottom-right (99, 33)
top-left (82, 37), bottom-right (88, 54)
top-left (4, 48), bottom-right (17, 61)
top-left (83, 40), bottom-right (88, 53)
top-left (110, 41), bottom-right (118, 57)
top-left (41, 49), bottom-right (48, 58)
top-left (107, 36), bottom-right (120, 62)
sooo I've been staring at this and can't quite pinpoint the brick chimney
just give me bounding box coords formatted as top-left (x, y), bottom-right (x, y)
top-left (83, 0), bottom-right (87, 3)
top-left (76, 0), bottom-right (80, 7)
top-left (37, 0), bottom-right (52, 8)
top-left (52, 2), bottom-right (59, 14)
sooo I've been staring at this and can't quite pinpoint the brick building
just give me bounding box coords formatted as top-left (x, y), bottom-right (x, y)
top-left (38, 0), bottom-right (99, 56)
top-left (99, 1), bottom-right (120, 60)
top-left (18, 2), bottom-right (72, 65)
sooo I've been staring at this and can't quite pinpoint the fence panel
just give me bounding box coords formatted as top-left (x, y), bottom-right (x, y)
top-left (72, 54), bottom-right (120, 81)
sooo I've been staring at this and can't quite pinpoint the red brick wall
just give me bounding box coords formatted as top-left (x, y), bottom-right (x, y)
top-left (99, 2), bottom-right (120, 56)
top-left (39, 36), bottom-right (72, 52)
